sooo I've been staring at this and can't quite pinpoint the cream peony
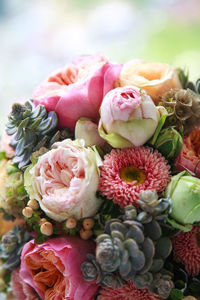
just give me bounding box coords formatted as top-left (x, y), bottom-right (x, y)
top-left (25, 139), bottom-right (102, 222)
top-left (119, 60), bottom-right (181, 104)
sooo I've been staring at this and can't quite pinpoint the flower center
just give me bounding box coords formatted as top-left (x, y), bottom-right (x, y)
top-left (120, 166), bottom-right (146, 185)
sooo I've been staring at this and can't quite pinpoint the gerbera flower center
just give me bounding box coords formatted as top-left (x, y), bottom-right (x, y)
top-left (120, 166), bottom-right (146, 185)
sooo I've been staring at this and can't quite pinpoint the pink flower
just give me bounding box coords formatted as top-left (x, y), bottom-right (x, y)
top-left (33, 54), bottom-right (122, 130)
top-left (20, 236), bottom-right (98, 300)
top-left (98, 281), bottom-right (162, 300)
top-left (99, 86), bottom-right (159, 148)
top-left (0, 132), bottom-right (15, 158)
top-left (25, 139), bottom-right (102, 222)
top-left (99, 147), bottom-right (170, 207)
top-left (11, 268), bottom-right (39, 300)
top-left (172, 225), bottom-right (200, 276)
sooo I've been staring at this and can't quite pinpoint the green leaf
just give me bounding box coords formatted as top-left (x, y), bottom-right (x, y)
top-left (166, 217), bottom-right (192, 232)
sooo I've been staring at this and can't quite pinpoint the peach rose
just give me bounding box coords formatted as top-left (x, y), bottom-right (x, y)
top-left (20, 237), bottom-right (98, 300)
top-left (119, 60), bottom-right (181, 104)
top-left (175, 127), bottom-right (200, 177)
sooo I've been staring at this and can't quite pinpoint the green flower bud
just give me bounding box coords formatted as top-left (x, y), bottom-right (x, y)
top-left (152, 127), bottom-right (183, 160)
top-left (165, 171), bottom-right (200, 224)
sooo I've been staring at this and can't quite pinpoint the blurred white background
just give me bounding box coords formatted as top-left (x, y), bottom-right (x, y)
top-left (0, 0), bottom-right (200, 134)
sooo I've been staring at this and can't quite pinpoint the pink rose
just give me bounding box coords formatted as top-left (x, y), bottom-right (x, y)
top-left (20, 237), bottom-right (98, 300)
top-left (33, 54), bottom-right (122, 130)
top-left (11, 268), bottom-right (39, 300)
top-left (0, 132), bottom-right (15, 158)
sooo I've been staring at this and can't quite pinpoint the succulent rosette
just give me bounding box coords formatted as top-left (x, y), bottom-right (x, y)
top-left (99, 86), bottom-right (159, 148)
top-left (24, 139), bottom-right (102, 222)
top-left (1, 55), bottom-right (200, 300)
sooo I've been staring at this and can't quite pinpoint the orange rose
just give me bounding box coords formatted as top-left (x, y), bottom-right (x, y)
top-left (119, 60), bottom-right (181, 104)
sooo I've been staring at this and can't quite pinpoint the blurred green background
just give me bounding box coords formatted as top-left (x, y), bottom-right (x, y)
top-left (0, 0), bottom-right (200, 134)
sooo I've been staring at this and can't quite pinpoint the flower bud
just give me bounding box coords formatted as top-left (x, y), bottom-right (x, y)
top-left (99, 86), bottom-right (159, 148)
top-left (22, 207), bottom-right (33, 218)
top-left (75, 118), bottom-right (105, 147)
top-left (40, 222), bottom-right (53, 236)
top-left (152, 127), bottom-right (183, 160)
top-left (66, 217), bottom-right (77, 229)
top-left (165, 171), bottom-right (200, 224)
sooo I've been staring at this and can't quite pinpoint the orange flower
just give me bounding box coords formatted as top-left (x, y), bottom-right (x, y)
top-left (175, 127), bottom-right (200, 177)
top-left (20, 237), bottom-right (98, 300)
top-left (119, 60), bottom-right (181, 104)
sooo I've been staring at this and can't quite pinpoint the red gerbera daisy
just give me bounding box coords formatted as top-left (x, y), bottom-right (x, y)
top-left (172, 225), bottom-right (200, 276)
top-left (97, 281), bottom-right (162, 300)
top-left (99, 147), bottom-right (170, 207)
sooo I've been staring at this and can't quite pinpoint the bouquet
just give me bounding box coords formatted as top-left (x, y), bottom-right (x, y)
top-left (0, 53), bottom-right (200, 300)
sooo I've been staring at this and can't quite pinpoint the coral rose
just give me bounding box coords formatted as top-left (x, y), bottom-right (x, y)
top-left (24, 139), bottom-right (102, 222)
top-left (20, 237), bottom-right (98, 300)
top-left (33, 54), bottom-right (122, 130)
top-left (119, 60), bottom-right (181, 104)
top-left (175, 127), bottom-right (200, 177)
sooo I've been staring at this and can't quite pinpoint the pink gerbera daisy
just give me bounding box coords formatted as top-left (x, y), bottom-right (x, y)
top-left (99, 147), bottom-right (170, 207)
top-left (172, 225), bottom-right (200, 276)
top-left (97, 281), bottom-right (162, 300)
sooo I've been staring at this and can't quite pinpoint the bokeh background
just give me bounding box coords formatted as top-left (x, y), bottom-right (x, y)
top-left (0, 0), bottom-right (200, 134)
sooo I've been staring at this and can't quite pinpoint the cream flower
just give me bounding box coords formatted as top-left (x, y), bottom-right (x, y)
top-left (25, 139), bottom-right (102, 222)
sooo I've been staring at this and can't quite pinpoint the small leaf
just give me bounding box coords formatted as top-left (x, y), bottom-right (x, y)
top-left (169, 288), bottom-right (184, 300)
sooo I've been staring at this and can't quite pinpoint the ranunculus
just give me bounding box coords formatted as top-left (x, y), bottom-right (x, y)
top-left (33, 54), bottom-right (122, 130)
top-left (0, 132), bottom-right (15, 158)
top-left (24, 139), bottom-right (102, 222)
top-left (11, 268), bottom-right (39, 300)
top-left (20, 237), bottom-right (98, 300)
top-left (175, 127), bottom-right (200, 177)
top-left (119, 60), bottom-right (181, 104)
top-left (98, 86), bottom-right (159, 148)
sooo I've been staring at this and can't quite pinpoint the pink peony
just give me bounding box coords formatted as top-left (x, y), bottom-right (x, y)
top-left (33, 54), bottom-right (122, 130)
top-left (11, 268), bottom-right (39, 300)
top-left (20, 236), bottom-right (98, 300)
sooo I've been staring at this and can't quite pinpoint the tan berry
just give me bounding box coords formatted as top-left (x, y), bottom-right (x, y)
top-left (40, 222), bottom-right (53, 236)
top-left (27, 199), bottom-right (39, 210)
top-left (39, 218), bottom-right (47, 225)
top-left (66, 217), bottom-right (77, 229)
top-left (80, 228), bottom-right (93, 240)
top-left (83, 218), bottom-right (95, 230)
top-left (22, 207), bottom-right (33, 218)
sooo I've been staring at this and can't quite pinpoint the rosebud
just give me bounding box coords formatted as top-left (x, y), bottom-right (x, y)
top-left (165, 171), bottom-right (200, 224)
top-left (98, 86), bottom-right (159, 148)
top-left (75, 118), bottom-right (105, 147)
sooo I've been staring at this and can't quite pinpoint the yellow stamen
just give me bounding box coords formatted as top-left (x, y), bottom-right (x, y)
top-left (120, 166), bottom-right (146, 185)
